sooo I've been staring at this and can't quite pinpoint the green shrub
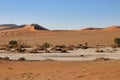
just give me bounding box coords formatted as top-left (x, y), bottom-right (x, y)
top-left (9, 40), bottom-right (17, 45)
top-left (9, 40), bottom-right (18, 48)
top-left (114, 38), bottom-right (120, 47)
top-left (42, 42), bottom-right (51, 50)
top-left (8, 40), bottom-right (29, 53)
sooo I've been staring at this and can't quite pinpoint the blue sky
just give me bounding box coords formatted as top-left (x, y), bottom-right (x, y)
top-left (0, 0), bottom-right (120, 30)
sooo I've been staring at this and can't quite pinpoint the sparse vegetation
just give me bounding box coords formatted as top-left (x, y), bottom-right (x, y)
top-left (18, 57), bottom-right (26, 61)
top-left (66, 45), bottom-right (76, 50)
top-left (42, 42), bottom-right (51, 49)
top-left (17, 40), bottom-right (31, 48)
top-left (2, 57), bottom-right (10, 61)
top-left (51, 45), bottom-right (69, 53)
top-left (9, 40), bottom-right (18, 48)
top-left (95, 49), bottom-right (104, 53)
top-left (15, 47), bottom-right (26, 53)
top-left (42, 42), bottom-right (51, 52)
top-left (114, 38), bottom-right (120, 47)
top-left (77, 43), bottom-right (88, 49)
top-left (9, 40), bottom-right (17, 45)
top-left (30, 49), bottom-right (39, 53)
top-left (85, 42), bottom-right (88, 47)
top-left (81, 46), bottom-right (88, 49)
top-left (94, 57), bottom-right (111, 61)
top-left (79, 44), bottom-right (83, 47)
top-left (80, 55), bottom-right (84, 57)
top-left (61, 49), bottom-right (68, 53)
top-left (6, 40), bottom-right (30, 53)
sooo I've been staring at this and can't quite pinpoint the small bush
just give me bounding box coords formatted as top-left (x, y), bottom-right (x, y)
top-left (81, 46), bottom-right (88, 49)
top-left (15, 48), bottom-right (26, 53)
top-left (85, 42), bottom-right (88, 46)
top-left (2, 57), bottom-right (10, 61)
top-left (114, 38), bottom-right (120, 47)
top-left (66, 45), bottom-right (76, 50)
top-left (9, 40), bottom-right (17, 46)
top-left (80, 55), bottom-right (84, 57)
top-left (79, 44), bottom-right (83, 46)
top-left (0, 57), bottom-right (2, 60)
top-left (55, 48), bottom-right (62, 51)
top-left (95, 49), bottom-right (104, 53)
top-left (18, 57), bottom-right (26, 61)
top-left (8, 40), bottom-right (18, 48)
top-left (61, 50), bottom-right (68, 53)
top-left (44, 59), bottom-right (54, 62)
top-left (42, 42), bottom-right (51, 49)
top-left (94, 57), bottom-right (111, 61)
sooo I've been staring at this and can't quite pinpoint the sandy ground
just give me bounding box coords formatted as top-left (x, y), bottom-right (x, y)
top-left (0, 60), bottom-right (120, 80)
top-left (0, 25), bottom-right (120, 80)
top-left (0, 48), bottom-right (120, 80)
top-left (0, 27), bottom-right (120, 46)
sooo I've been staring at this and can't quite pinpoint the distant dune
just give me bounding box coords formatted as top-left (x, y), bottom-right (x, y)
top-left (81, 27), bottom-right (103, 31)
top-left (0, 24), bottom-right (18, 30)
top-left (0, 24), bottom-right (49, 31)
top-left (18, 24), bottom-right (49, 31)
top-left (81, 26), bottom-right (120, 31)
top-left (103, 26), bottom-right (120, 30)
top-left (1, 24), bottom-right (120, 31)
top-left (0, 24), bottom-right (120, 46)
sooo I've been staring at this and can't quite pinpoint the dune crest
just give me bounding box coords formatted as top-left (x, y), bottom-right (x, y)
top-left (103, 26), bottom-right (120, 30)
top-left (23, 25), bottom-right (35, 31)
top-left (0, 24), bottom-right (49, 32)
top-left (0, 24), bottom-right (18, 30)
top-left (23, 24), bottom-right (49, 31)
top-left (80, 26), bottom-right (120, 31)
top-left (81, 27), bottom-right (103, 31)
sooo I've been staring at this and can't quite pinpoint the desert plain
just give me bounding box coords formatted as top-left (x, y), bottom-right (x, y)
top-left (0, 24), bottom-right (120, 80)
top-left (0, 24), bottom-right (120, 46)
top-left (0, 60), bottom-right (120, 80)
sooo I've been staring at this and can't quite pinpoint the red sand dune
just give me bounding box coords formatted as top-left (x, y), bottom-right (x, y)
top-left (81, 27), bottom-right (103, 31)
top-left (0, 24), bottom-right (120, 46)
top-left (81, 26), bottom-right (120, 31)
top-left (103, 26), bottom-right (120, 31)
top-left (0, 24), bottom-right (48, 32)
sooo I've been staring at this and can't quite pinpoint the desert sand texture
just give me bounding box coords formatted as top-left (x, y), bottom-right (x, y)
top-left (0, 25), bottom-right (120, 46)
top-left (0, 60), bottom-right (120, 80)
top-left (0, 25), bottom-right (120, 80)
